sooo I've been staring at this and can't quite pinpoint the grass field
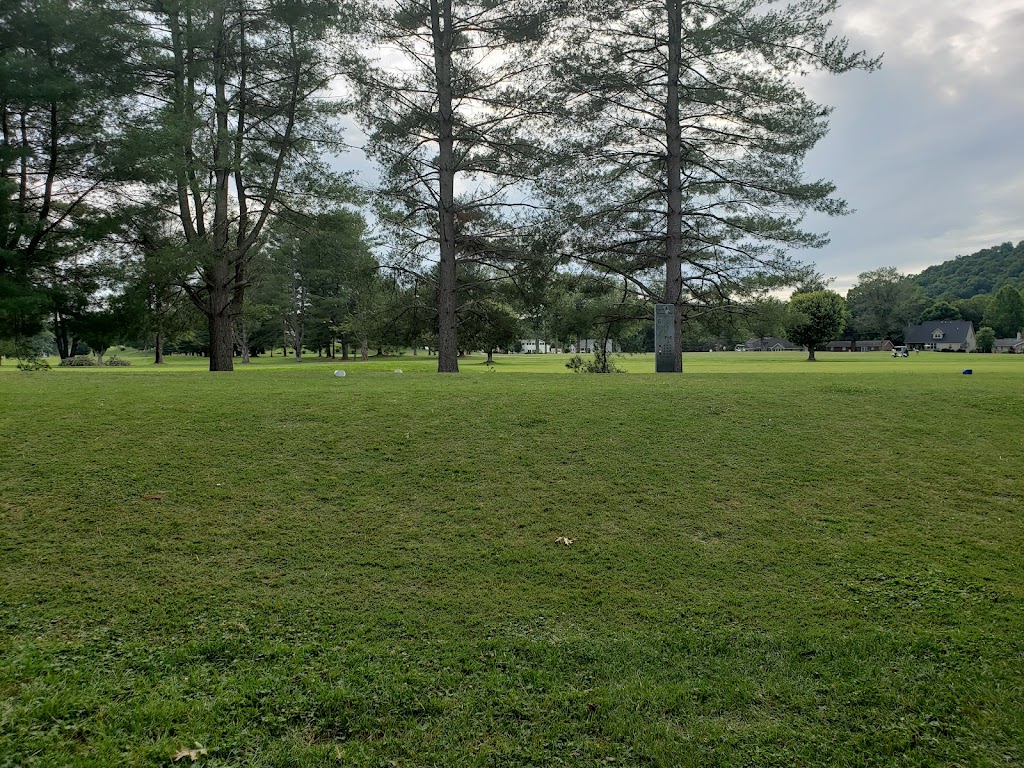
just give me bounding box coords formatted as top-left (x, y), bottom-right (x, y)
top-left (2, 352), bottom-right (1023, 766)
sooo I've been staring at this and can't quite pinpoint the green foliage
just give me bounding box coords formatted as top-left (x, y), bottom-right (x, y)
top-left (0, 0), bottom-right (137, 339)
top-left (982, 285), bottom-right (1024, 338)
top-left (976, 326), bottom-right (996, 353)
top-left (919, 300), bottom-right (962, 322)
top-left (543, 0), bottom-right (877, 341)
top-left (14, 357), bottom-right (50, 372)
top-left (846, 267), bottom-right (924, 341)
top-left (565, 353), bottom-right (623, 373)
top-left (955, 294), bottom-right (992, 329)
top-left (58, 355), bottom-right (97, 366)
top-left (913, 241), bottom-right (1024, 300)
top-left (785, 290), bottom-right (848, 360)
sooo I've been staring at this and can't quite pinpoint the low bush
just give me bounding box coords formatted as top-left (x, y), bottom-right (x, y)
top-left (104, 356), bottom-right (131, 367)
top-left (16, 357), bottom-right (51, 372)
top-left (59, 356), bottom-right (96, 367)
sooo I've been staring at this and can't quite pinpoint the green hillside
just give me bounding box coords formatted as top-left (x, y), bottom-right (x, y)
top-left (913, 240), bottom-right (1024, 299)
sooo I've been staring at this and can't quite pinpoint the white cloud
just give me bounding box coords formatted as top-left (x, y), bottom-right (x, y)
top-left (798, 0), bottom-right (1024, 290)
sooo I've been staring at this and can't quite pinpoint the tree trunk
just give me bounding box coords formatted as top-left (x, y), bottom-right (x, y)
top-left (486, 348), bottom-right (494, 364)
top-left (806, 347), bottom-right (816, 361)
top-left (341, 340), bottom-right (349, 361)
top-left (430, 0), bottom-right (459, 373)
top-left (208, 308), bottom-right (235, 371)
top-left (663, 0), bottom-right (684, 372)
top-left (154, 331), bottom-right (164, 365)
top-left (238, 324), bottom-right (251, 364)
top-left (360, 338), bottom-right (368, 361)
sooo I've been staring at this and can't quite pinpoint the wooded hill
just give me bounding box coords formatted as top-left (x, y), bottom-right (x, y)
top-left (913, 241), bottom-right (1024, 300)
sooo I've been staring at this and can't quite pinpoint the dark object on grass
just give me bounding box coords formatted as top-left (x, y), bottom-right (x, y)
top-left (963, 369), bottom-right (973, 375)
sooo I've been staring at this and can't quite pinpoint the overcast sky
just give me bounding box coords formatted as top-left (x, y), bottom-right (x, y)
top-left (801, 0), bottom-right (1024, 291)
top-left (338, 1), bottom-right (1024, 294)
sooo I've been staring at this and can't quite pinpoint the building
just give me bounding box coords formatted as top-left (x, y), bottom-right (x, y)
top-left (994, 332), bottom-right (1024, 354)
top-left (519, 339), bottom-right (553, 354)
top-left (744, 337), bottom-right (803, 352)
top-left (570, 339), bottom-right (620, 354)
top-left (903, 321), bottom-right (976, 352)
top-left (855, 339), bottom-right (894, 352)
top-left (825, 340), bottom-right (852, 352)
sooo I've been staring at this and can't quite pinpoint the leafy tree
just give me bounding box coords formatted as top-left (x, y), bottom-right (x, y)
top-left (128, 0), bottom-right (361, 371)
top-left (785, 290), bottom-right (847, 361)
top-left (976, 326), bottom-right (996, 353)
top-left (359, 0), bottom-right (551, 373)
top-left (846, 267), bottom-right (923, 341)
top-left (543, 0), bottom-right (878, 371)
top-left (982, 285), bottom-right (1024, 338)
top-left (918, 300), bottom-right (962, 322)
top-left (742, 296), bottom-right (787, 347)
top-left (955, 294), bottom-right (991, 330)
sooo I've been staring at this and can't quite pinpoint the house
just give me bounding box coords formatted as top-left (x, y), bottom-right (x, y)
top-left (994, 332), bottom-right (1024, 354)
top-left (519, 339), bottom-right (553, 354)
top-left (744, 337), bottom-right (803, 352)
top-left (825, 340), bottom-right (852, 352)
top-left (570, 339), bottom-right (620, 354)
top-left (855, 339), bottom-right (894, 352)
top-left (904, 321), bottom-right (976, 352)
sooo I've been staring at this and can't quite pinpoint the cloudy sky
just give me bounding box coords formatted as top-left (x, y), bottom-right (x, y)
top-left (801, 0), bottom-right (1024, 291)
top-left (339, 0), bottom-right (1024, 294)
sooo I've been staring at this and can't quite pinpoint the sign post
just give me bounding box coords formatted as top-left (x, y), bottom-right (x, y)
top-left (654, 303), bottom-right (677, 373)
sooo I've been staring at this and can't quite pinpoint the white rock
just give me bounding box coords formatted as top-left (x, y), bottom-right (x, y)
top-left (334, 370), bottom-right (346, 377)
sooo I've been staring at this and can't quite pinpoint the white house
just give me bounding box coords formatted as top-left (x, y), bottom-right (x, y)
top-left (519, 339), bottom-right (554, 353)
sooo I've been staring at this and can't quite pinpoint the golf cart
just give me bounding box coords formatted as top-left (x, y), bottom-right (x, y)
top-left (892, 346), bottom-right (909, 358)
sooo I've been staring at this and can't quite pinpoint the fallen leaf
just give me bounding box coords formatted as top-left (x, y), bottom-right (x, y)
top-left (172, 745), bottom-right (208, 762)
top-left (555, 536), bottom-right (574, 546)
top-left (142, 494), bottom-right (163, 501)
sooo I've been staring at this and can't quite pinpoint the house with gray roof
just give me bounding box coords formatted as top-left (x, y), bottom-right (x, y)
top-left (855, 339), bottom-right (894, 352)
top-left (904, 321), bottom-right (976, 352)
top-left (826, 340), bottom-right (852, 352)
top-left (744, 337), bottom-right (803, 352)
top-left (994, 332), bottom-right (1024, 354)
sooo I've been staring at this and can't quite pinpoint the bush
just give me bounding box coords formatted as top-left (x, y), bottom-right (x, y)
top-left (565, 353), bottom-right (623, 374)
top-left (104, 356), bottom-right (131, 366)
top-left (16, 357), bottom-right (51, 372)
top-left (59, 356), bottom-right (97, 367)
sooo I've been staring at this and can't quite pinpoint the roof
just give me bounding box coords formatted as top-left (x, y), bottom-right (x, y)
top-left (995, 338), bottom-right (1024, 346)
top-left (904, 321), bottom-right (975, 345)
top-left (826, 340), bottom-right (852, 348)
top-left (745, 337), bottom-right (802, 350)
top-left (856, 339), bottom-right (887, 345)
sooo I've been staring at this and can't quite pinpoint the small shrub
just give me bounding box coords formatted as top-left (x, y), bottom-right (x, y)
top-left (104, 356), bottom-right (131, 367)
top-left (566, 353), bottom-right (623, 374)
top-left (59, 356), bottom-right (97, 367)
top-left (16, 357), bottom-right (51, 372)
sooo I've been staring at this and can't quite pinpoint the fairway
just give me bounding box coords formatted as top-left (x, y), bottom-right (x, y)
top-left (2, 354), bottom-right (1023, 766)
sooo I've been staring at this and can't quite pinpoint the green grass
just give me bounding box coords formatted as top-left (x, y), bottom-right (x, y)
top-left (1, 355), bottom-right (1023, 766)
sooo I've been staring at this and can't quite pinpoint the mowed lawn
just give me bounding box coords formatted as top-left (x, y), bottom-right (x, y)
top-left (1, 353), bottom-right (1022, 766)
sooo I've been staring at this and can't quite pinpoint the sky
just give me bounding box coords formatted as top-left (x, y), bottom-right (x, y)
top-left (801, 0), bottom-right (1024, 291)
top-left (337, 0), bottom-right (1024, 295)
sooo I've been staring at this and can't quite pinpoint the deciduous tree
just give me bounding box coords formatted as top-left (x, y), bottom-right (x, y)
top-left (785, 289), bottom-right (847, 361)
